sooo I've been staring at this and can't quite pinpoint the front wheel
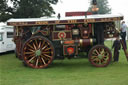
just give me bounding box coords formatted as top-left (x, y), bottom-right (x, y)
top-left (88, 45), bottom-right (112, 67)
top-left (22, 36), bottom-right (54, 69)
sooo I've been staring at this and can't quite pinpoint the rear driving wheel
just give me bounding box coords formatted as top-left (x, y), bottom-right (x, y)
top-left (22, 36), bottom-right (54, 69)
top-left (88, 45), bottom-right (112, 67)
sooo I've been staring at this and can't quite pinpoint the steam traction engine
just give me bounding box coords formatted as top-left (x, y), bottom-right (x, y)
top-left (7, 13), bottom-right (123, 68)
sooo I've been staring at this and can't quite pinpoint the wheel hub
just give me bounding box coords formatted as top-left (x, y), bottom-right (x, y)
top-left (35, 49), bottom-right (41, 56)
top-left (98, 54), bottom-right (103, 59)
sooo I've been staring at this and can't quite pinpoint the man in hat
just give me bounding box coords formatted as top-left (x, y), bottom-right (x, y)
top-left (112, 36), bottom-right (121, 62)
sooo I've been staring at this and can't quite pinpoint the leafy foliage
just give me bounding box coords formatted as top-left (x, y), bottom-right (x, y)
top-left (88, 0), bottom-right (111, 14)
top-left (0, 0), bottom-right (13, 22)
top-left (0, 0), bottom-right (58, 22)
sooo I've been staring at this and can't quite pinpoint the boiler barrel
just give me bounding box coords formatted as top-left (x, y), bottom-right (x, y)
top-left (75, 39), bottom-right (96, 47)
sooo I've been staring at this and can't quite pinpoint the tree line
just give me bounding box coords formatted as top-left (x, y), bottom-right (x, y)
top-left (0, 0), bottom-right (58, 22)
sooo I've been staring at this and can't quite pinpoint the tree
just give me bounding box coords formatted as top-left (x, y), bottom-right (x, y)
top-left (0, 0), bottom-right (13, 22)
top-left (12, 0), bottom-right (58, 18)
top-left (88, 0), bottom-right (111, 14)
top-left (0, 0), bottom-right (58, 22)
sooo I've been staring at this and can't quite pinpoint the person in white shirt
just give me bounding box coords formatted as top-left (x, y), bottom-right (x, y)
top-left (121, 21), bottom-right (127, 49)
top-left (127, 27), bottom-right (128, 40)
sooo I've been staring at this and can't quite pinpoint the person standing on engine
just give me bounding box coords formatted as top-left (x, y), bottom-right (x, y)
top-left (120, 21), bottom-right (127, 49)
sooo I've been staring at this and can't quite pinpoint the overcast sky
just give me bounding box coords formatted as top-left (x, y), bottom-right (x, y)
top-left (52, 0), bottom-right (128, 24)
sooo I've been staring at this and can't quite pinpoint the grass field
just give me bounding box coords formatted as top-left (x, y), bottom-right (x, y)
top-left (0, 41), bottom-right (128, 85)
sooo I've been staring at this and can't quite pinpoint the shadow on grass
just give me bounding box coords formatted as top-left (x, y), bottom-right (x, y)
top-left (50, 59), bottom-right (93, 69)
top-left (0, 51), bottom-right (15, 55)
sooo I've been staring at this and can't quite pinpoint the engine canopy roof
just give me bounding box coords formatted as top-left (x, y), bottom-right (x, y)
top-left (7, 14), bottom-right (123, 26)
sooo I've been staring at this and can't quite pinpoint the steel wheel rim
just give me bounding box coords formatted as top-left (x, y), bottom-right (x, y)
top-left (22, 36), bottom-right (54, 69)
top-left (89, 45), bottom-right (111, 67)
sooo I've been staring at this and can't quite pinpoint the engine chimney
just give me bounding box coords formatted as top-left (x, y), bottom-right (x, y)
top-left (92, 0), bottom-right (99, 14)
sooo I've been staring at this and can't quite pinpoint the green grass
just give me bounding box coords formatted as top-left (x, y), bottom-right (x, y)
top-left (0, 41), bottom-right (128, 85)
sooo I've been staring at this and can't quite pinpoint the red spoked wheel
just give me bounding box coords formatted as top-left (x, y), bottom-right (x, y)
top-left (88, 45), bottom-right (112, 67)
top-left (22, 36), bottom-right (54, 69)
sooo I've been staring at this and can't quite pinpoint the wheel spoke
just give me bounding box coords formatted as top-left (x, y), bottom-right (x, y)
top-left (92, 58), bottom-right (99, 61)
top-left (94, 49), bottom-right (99, 55)
top-left (92, 52), bottom-right (98, 56)
top-left (27, 43), bottom-right (35, 50)
top-left (28, 48), bottom-right (35, 52)
top-left (41, 57), bottom-right (46, 65)
top-left (43, 54), bottom-right (52, 58)
top-left (44, 48), bottom-right (51, 51)
top-left (103, 56), bottom-right (109, 60)
top-left (29, 53), bottom-right (35, 57)
top-left (42, 45), bottom-right (47, 50)
top-left (41, 55), bottom-right (49, 61)
top-left (42, 51), bottom-right (51, 54)
top-left (25, 53), bottom-right (35, 59)
top-left (102, 60), bottom-right (107, 64)
top-left (35, 39), bottom-right (38, 49)
top-left (33, 43), bottom-right (37, 50)
top-left (38, 41), bottom-right (41, 48)
top-left (105, 52), bottom-right (109, 56)
top-left (91, 56), bottom-right (97, 59)
top-left (98, 60), bottom-right (102, 64)
top-left (101, 49), bottom-right (105, 55)
top-left (24, 51), bottom-right (35, 55)
top-left (28, 57), bottom-right (35, 62)
top-left (41, 41), bottom-right (45, 48)
top-left (36, 58), bottom-right (39, 67)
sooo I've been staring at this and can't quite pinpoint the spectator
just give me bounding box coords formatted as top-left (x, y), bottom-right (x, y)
top-left (127, 26), bottom-right (128, 40)
top-left (112, 36), bottom-right (121, 62)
